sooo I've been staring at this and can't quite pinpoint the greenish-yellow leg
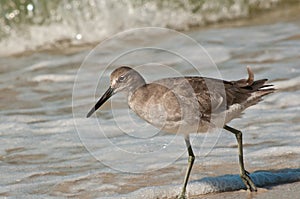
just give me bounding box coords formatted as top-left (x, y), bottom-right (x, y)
top-left (224, 125), bottom-right (257, 192)
top-left (178, 135), bottom-right (195, 199)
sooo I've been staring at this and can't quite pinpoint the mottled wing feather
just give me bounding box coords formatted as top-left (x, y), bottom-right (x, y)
top-left (154, 74), bottom-right (274, 124)
top-left (154, 77), bottom-right (226, 122)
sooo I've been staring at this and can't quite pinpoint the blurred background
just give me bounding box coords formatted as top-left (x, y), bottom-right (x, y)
top-left (1, 0), bottom-right (300, 198)
top-left (0, 0), bottom-right (299, 56)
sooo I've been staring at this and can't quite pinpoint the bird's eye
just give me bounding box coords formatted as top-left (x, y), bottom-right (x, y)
top-left (118, 75), bottom-right (126, 82)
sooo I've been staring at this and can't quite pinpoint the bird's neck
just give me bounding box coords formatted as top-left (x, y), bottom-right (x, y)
top-left (128, 75), bottom-right (146, 96)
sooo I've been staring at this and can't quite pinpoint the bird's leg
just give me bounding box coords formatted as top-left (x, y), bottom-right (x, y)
top-left (178, 135), bottom-right (195, 199)
top-left (224, 125), bottom-right (257, 192)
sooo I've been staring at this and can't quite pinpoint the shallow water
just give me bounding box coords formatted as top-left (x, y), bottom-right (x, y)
top-left (1, 5), bottom-right (300, 199)
top-left (0, 0), bottom-right (297, 56)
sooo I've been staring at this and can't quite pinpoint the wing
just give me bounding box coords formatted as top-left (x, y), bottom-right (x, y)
top-left (154, 77), bottom-right (226, 122)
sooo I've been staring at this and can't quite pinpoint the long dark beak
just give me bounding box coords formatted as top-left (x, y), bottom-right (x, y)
top-left (86, 86), bottom-right (115, 118)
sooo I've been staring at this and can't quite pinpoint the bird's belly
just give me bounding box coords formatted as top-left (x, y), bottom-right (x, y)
top-left (224, 103), bottom-right (245, 123)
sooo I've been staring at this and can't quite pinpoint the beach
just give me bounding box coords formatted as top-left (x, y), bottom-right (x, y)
top-left (1, 1), bottom-right (300, 198)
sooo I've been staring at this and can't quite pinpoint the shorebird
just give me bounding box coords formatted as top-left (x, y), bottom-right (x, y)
top-left (87, 66), bottom-right (274, 199)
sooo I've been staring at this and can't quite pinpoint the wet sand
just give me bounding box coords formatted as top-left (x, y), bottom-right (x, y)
top-left (194, 181), bottom-right (300, 199)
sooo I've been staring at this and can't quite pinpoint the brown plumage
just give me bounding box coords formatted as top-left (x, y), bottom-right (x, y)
top-left (87, 66), bottom-right (275, 198)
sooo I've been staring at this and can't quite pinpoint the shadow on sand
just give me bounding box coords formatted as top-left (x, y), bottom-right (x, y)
top-left (188, 168), bottom-right (300, 195)
top-left (119, 168), bottom-right (300, 199)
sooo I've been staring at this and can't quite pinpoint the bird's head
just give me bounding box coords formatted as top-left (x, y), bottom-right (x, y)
top-left (86, 66), bottom-right (145, 117)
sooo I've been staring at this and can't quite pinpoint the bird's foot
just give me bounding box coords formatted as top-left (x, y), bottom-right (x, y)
top-left (177, 193), bottom-right (187, 199)
top-left (241, 170), bottom-right (257, 192)
top-left (176, 190), bottom-right (187, 199)
top-left (245, 170), bottom-right (250, 175)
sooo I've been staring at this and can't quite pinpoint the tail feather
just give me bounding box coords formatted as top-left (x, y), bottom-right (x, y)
top-left (226, 66), bottom-right (275, 109)
top-left (248, 79), bottom-right (267, 90)
top-left (248, 80), bottom-right (275, 94)
top-left (238, 67), bottom-right (275, 106)
top-left (237, 66), bottom-right (275, 93)
top-left (224, 66), bottom-right (275, 123)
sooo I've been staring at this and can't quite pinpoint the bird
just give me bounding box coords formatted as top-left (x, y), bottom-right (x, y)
top-left (86, 66), bottom-right (274, 199)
